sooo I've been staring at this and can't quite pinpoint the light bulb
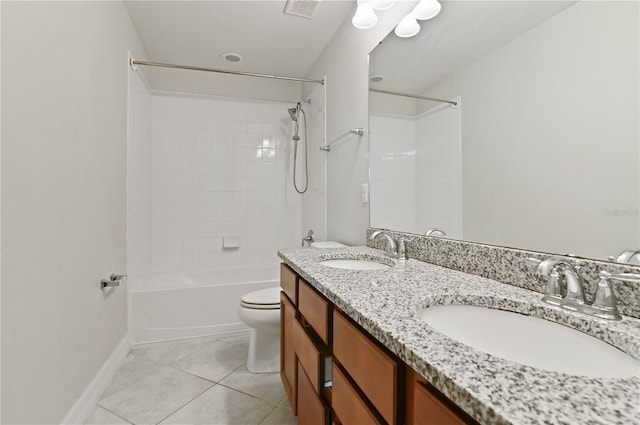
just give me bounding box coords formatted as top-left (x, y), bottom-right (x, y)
top-left (371, 0), bottom-right (396, 11)
top-left (394, 13), bottom-right (420, 38)
top-left (412, 0), bottom-right (441, 20)
top-left (352, 0), bottom-right (378, 29)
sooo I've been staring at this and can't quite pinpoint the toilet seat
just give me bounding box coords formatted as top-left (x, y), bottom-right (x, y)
top-left (240, 287), bottom-right (281, 310)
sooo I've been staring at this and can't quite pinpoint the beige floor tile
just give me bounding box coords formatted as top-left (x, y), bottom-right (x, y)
top-left (133, 336), bottom-right (219, 365)
top-left (172, 340), bottom-right (246, 382)
top-left (258, 406), bottom-right (297, 425)
top-left (84, 406), bottom-right (131, 424)
top-left (99, 362), bottom-right (213, 424)
top-left (159, 385), bottom-right (274, 425)
top-left (101, 353), bottom-right (162, 400)
top-left (219, 366), bottom-right (285, 406)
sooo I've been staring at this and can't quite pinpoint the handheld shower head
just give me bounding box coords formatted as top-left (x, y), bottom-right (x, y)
top-left (288, 107), bottom-right (298, 122)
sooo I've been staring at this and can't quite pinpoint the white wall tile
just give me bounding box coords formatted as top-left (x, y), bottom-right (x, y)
top-left (150, 93), bottom-right (303, 272)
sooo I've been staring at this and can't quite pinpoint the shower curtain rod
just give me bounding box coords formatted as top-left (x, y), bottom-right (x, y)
top-left (369, 88), bottom-right (457, 106)
top-left (130, 59), bottom-right (324, 85)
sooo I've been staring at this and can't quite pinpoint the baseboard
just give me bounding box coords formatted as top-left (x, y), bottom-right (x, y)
top-left (61, 335), bottom-right (130, 424)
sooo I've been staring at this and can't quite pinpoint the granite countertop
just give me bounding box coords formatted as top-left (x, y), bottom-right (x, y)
top-left (278, 246), bottom-right (640, 425)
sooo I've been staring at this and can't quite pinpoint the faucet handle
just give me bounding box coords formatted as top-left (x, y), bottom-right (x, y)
top-left (541, 269), bottom-right (564, 306)
top-left (397, 237), bottom-right (412, 261)
top-left (590, 271), bottom-right (623, 320)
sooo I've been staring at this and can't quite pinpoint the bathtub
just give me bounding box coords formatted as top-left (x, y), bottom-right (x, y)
top-left (129, 265), bottom-right (280, 344)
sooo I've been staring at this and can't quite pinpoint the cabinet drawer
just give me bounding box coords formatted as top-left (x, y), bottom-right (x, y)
top-left (333, 310), bottom-right (398, 424)
top-left (332, 363), bottom-right (382, 425)
top-left (280, 263), bottom-right (298, 304)
top-left (298, 363), bottom-right (329, 425)
top-left (298, 279), bottom-right (330, 344)
top-left (406, 368), bottom-right (476, 425)
top-left (293, 316), bottom-right (331, 393)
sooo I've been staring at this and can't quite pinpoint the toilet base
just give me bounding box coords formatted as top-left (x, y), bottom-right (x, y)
top-left (246, 328), bottom-right (280, 373)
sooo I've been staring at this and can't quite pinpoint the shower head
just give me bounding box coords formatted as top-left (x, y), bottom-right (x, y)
top-left (288, 107), bottom-right (298, 122)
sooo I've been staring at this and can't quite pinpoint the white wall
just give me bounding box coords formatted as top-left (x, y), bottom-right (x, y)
top-left (127, 70), bottom-right (153, 280)
top-left (306, 1), bottom-right (417, 245)
top-left (421, 1), bottom-right (639, 258)
top-left (369, 114), bottom-right (416, 231)
top-left (150, 93), bottom-right (302, 272)
top-left (301, 84), bottom-right (328, 242)
top-left (414, 104), bottom-right (463, 239)
top-left (1, 2), bottom-right (148, 423)
top-left (151, 68), bottom-right (302, 104)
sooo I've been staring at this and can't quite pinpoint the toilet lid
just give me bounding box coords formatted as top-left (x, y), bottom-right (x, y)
top-left (241, 287), bottom-right (281, 306)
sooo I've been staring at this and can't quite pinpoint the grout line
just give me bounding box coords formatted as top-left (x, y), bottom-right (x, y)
top-left (154, 382), bottom-right (218, 425)
top-left (215, 381), bottom-right (281, 408)
top-left (93, 405), bottom-right (136, 425)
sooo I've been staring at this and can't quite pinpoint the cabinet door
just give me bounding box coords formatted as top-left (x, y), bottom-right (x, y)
top-left (281, 292), bottom-right (297, 414)
top-left (332, 363), bottom-right (382, 425)
top-left (406, 368), bottom-right (475, 425)
top-left (297, 363), bottom-right (329, 425)
top-left (333, 310), bottom-right (398, 424)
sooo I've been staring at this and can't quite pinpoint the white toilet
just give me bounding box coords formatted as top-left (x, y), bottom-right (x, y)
top-left (238, 286), bottom-right (282, 373)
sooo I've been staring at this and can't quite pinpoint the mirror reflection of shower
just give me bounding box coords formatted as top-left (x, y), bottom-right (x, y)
top-left (288, 99), bottom-right (310, 194)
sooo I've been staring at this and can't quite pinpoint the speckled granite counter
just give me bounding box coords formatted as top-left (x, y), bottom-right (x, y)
top-left (278, 246), bottom-right (640, 425)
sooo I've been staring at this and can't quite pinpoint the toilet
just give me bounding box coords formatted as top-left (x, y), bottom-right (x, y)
top-left (238, 286), bottom-right (282, 373)
top-left (238, 241), bottom-right (348, 373)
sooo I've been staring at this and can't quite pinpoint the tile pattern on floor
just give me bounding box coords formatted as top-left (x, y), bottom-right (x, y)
top-left (86, 332), bottom-right (296, 425)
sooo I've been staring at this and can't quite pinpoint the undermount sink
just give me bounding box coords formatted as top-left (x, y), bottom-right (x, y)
top-left (319, 259), bottom-right (391, 271)
top-left (417, 305), bottom-right (639, 378)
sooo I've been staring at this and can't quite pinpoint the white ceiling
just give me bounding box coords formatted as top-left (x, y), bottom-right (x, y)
top-left (124, 0), bottom-right (356, 79)
top-left (370, 1), bottom-right (576, 95)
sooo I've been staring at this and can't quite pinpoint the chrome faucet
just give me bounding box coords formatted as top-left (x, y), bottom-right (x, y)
top-left (369, 230), bottom-right (409, 261)
top-left (425, 228), bottom-right (446, 237)
top-left (302, 229), bottom-right (314, 247)
top-left (534, 257), bottom-right (585, 310)
top-left (529, 256), bottom-right (640, 320)
top-left (609, 249), bottom-right (640, 264)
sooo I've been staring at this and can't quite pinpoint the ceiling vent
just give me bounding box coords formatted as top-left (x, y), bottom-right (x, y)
top-left (283, 0), bottom-right (321, 19)
top-left (221, 52), bottom-right (243, 64)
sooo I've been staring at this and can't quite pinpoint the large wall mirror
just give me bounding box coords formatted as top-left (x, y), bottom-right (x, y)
top-left (368, 0), bottom-right (639, 262)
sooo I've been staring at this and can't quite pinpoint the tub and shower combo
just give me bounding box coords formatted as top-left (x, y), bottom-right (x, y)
top-left (129, 265), bottom-right (279, 344)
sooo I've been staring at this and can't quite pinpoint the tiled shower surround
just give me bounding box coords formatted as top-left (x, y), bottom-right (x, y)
top-left (151, 93), bottom-right (302, 272)
top-left (367, 228), bottom-right (640, 319)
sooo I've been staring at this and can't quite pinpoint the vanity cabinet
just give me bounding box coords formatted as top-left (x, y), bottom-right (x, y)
top-left (280, 264), bottom-right (298, 414)
top-left (281, 264), bottom-right (474, 425)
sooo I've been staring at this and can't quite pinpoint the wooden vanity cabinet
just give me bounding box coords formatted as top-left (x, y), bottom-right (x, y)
top-left (281, 263), bottom-right (476, 425)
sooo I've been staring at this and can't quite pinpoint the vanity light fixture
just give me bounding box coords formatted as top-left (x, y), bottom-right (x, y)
top-left (394, 13), bottom-right (420, 38)
top-left (352, 0), bottom-right (378, 29)
top-left (412, 0), bottom-right (441, 20)
top-left (352, 0), bottom-right (440, 36)
top-left (371, 0), bottom-right (396, 11)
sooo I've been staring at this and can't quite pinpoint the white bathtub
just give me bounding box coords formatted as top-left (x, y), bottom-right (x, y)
top-left (129, 265), bottom-right (280, 344)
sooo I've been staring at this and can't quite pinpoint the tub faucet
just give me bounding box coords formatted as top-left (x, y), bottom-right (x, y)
top-left (302, 229), bottom-right (314, 247)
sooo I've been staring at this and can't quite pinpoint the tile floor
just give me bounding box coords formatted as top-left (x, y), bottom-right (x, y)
top-left (85, 332), bottom-right (296, 425)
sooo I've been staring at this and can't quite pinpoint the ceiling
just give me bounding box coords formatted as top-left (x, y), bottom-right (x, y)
top-left (370, 1), bottom-right (576, 95)
top-left (124, 0), bottom-right (356, 79)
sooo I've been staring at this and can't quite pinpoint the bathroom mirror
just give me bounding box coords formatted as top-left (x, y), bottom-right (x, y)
top-left (368, 0), bottom-right (639, 262)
